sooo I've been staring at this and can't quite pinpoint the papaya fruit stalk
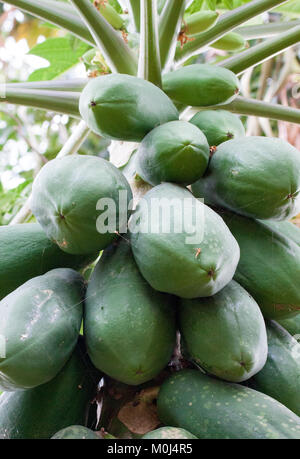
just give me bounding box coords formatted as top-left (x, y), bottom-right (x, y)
top-left (0, 88), bottom-right (81, 118)
top-left (236, 19), bottom-right (300, 40)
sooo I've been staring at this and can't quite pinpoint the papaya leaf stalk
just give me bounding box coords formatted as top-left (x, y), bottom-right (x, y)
top-left (219, 25), bottom-right (300, 75)
top-left (4, 79), bottom-right (88, 92)
top-left (69, 0), bottom-right (137, 75)
top-left (138, 0), bottom-right (162, 87)
top-left (159, 0), bottom-right (186, 70)
top-left (127, 0), bottom-right (141, 32)
top-left (1, 0), bottom-right (95, 46)
top-left (175, 0), bottom-right (290, 64)
top-left (189, 97), bottom-right (300, 125)
top-left (1, 88), bottom-right (80, 117)
top-left (236, 20), bottom-right (300, 40)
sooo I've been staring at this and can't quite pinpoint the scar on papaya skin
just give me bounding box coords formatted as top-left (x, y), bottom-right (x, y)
top-left (207, 268), bottom-right (215, 278)
top-left (210, 146), bottom-right (217, 157)
top-left (135, 368), bottom-right (145, 375)
top-left (195, 248), bottom-right (202, 258)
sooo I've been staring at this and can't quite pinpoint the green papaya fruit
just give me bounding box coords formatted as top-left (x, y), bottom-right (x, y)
top-left (192, 137), bottom-right (300, 221)
top-left (162, 64), bottom-right (240, 107)
top-left (143, 427), bottom-right (197, 439)
top-left (220, 211), bottom-right (300, 319)
top-left (250, 321), bottom-right (300, 416)
top-left (278, 315), bottom-right (300, 336)
top-left (136, 121), bottom-right (210, 186)
top-left (211, 32), bottom-right (247, 51)
top-left (31, 155), bottom-right (132, 255)
top-left (189, 109), bottom-right (245, 146)
top-left (0, 268), bottom-right (84, 391)
top-left (79, 74), bottom-right (179, 141)
top-left (0, 342), bottom-right (98, 439)
top-left (262, 220), bottom-right (300, 247)
top-left (181, 11), bottom-right (219, 36)
top-left (52, 426), bottom-right (100, 439)
top-left (84, 239), bottom-right (176, 385)
top-left (157, 370), bottom-right (300, 439)
top-left (129, 183), bottom-right (240, 298)
top-left (0, 223), bottom-right (96, 300)
top-left (179, 280), bottom-right (268, 382)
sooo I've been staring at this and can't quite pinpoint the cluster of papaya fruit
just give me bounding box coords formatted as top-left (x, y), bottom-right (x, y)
top-left (0, 64), bottom-right (300, 440)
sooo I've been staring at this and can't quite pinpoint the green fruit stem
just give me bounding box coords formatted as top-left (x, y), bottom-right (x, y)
top-left (138, 0), bottom-right (162, 87)
top-left (1, 88), bottom-right (80, 117)
top-left (4, 79), bottom-right (88, 92)
top-left (219, 25), bottom-right (300, 75)
top-left (192, 96), bottom-right (300, 125)
top-left (1, 0), bottom-right (95, 46)
top-left (159, 0), bottom-right (186, 70)
top-left (69, 0), bottom-right (137, 75)
top-left (175, 0), bottom-right (290, 63)
top-left (236, 20), bottom-right (300, 40)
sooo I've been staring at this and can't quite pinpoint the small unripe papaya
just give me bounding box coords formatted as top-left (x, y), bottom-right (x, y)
top-left (52, 426), bottom-right (100, 439)
top-left (179, 280), bottom-right (268, 383)
top-left (143, 427), bottom-right (197, 439)
top-left (192, 136), bottom-right (300, 221)
top-left (190, 109), bottom-right (245, 146)
top-left (136, 120), bottom-right (210, 186)
top-left (162, 64), bottom-right (240, 107)
top-left (129, 183), bottom-right (240, 298)
top-left (80, 74), bottom-right (179, 141)
top-left (31, 155), bottom-right (132, 255)
top-left (211, 32), bottom-right (247, 51)
top-left (181, 11), bottom-right (219, 36)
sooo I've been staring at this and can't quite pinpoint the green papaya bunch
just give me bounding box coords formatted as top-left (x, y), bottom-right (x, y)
top-left (1, 0), bottom-right (300, 441)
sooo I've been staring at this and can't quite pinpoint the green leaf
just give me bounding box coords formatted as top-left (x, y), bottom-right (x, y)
top-left (108, 0), bottom-right (123, 14)
top-left (28, 36), bottom-right (90, 81)
top-left (205, 0), bottom-right (217, 10)
top-left (186, 0), bottom-right (205, 15)
top-left (274, 0), bottom-right (300, 17)
top-left (223, 0), bottom-right (234, 9)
